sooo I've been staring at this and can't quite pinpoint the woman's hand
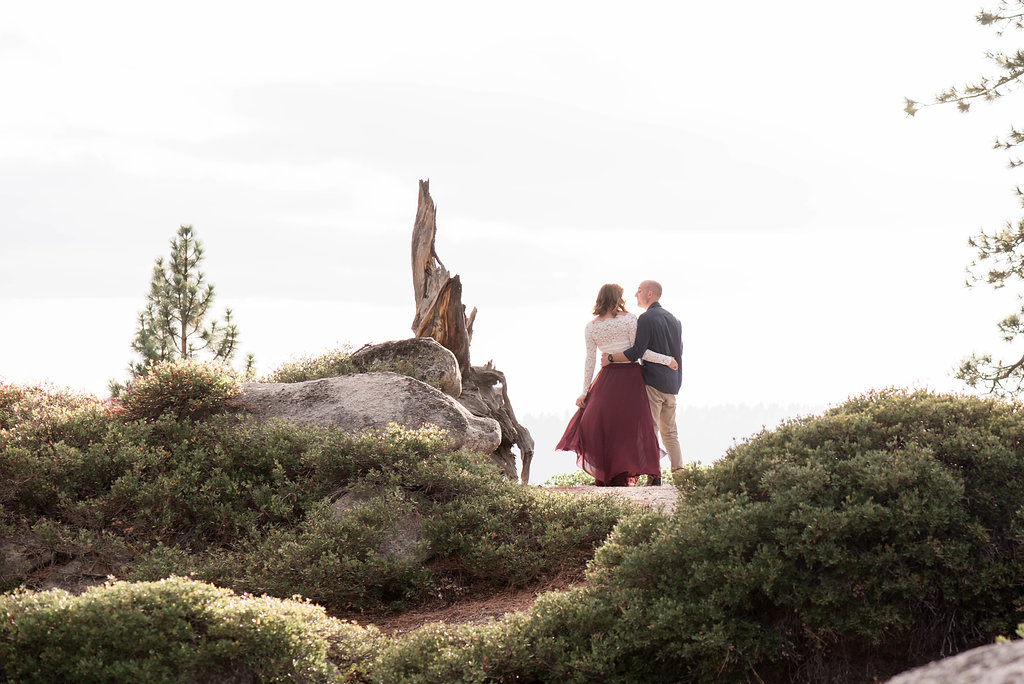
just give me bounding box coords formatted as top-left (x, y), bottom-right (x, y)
top-left (669, 358), bottom-right (679, 371)
top-left (575, 393), bottom-right (587, 408)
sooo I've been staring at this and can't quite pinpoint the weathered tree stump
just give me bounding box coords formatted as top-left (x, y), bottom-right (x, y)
top-left (411, 179), bottom-right (535, 483)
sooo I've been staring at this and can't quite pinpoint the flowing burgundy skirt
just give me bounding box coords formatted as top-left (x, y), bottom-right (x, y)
top-left (556, 363), bottom-right (662, 485)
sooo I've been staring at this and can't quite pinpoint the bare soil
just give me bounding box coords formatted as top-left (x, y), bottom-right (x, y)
top-left (544, 483), bottom-right (679, 512)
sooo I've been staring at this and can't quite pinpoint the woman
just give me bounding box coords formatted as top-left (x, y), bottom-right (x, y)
top-left (556, 283), bottom-right (677, 486)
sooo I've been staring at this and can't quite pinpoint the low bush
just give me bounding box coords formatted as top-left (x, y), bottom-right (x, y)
top-left (24, 384), bottom-right (1024, 681)
top-left (3, 381), bottom-right (633, 613)
top-left (125, 424), bottom-right (632, 611)
top-left (261, 346), bottom-right (433, 386)
top-left (118, 360), bottom-right (240, 422)
top-left (261, 347), bottom-right (359, 383)
top-left (0, 384), bottom-right (116, 524)
top-left (233, 495), bottom-right (434, 611)
top-left (543, 470), bottom-right (595, 486)
top-left (424, 476), bottom-right (627, 586)
top-left (3, 412), bottom-right (348, 547)
top-left (370, 390), bottom-right (1024, 683)
top-left (0, 383), bottom-right (110, 446)
top-left (0, 576), bottom-right (382, 683)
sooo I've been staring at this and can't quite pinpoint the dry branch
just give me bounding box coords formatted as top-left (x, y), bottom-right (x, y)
top-left (410, 180), bottom-right (534, 482)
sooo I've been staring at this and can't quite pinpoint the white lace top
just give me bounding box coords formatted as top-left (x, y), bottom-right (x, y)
top-left (582, 312), bottom-right (674, 393)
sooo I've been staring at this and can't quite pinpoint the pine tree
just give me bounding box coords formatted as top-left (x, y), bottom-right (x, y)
top-left (126, 225), bottom-right (253, 380)
top-left (908, 2), bottom-right (1024, 397)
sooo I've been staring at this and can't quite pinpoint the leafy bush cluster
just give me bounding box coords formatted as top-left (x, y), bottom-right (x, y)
top-left (543, 470), bottom-right (595, 486)
top-left (261, 346), bottom-right (433, 386)
top-left (0, 576), bottom-right (382, 683)
top-left (370, 389), bottom-right (1024, 683)
top-left (125, 423), bottom-right (629, 611)
top-left (2, 371), bottom-right (631, 609)
top-left (0, 382), bottom-right (109, 436)
top-left (21, 367), bottom-right (1024, 681)
top-left (118, 360), bottom-right (240, 421)
top-left (0, 383), bottom-right (117, 527)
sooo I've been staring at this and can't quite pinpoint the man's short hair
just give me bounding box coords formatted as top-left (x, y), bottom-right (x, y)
top-left (643, 280), bottom-right (663, 300)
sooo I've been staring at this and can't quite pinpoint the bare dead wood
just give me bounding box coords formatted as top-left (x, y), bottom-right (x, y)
top-left (458, 363), bottom-right (536, 484)
top-left (411, 180), bottom-right (474, 371)
top-left (410, 180), bottom-right (534, 483)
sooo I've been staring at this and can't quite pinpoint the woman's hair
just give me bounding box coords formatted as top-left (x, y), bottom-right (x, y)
top-left (593, 283), bottom-right (627, 316)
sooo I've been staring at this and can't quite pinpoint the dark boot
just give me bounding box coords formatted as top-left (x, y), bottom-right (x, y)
top-left (609, 473), bottom-right (630, 487)
top-left (646, 475), bottom-right (662, 486)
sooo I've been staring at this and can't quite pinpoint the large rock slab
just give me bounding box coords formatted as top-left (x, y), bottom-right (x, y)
top-left (887, 640), bottom-right (1024, 683)
top-left (351, 338), bottom-right (461, 397)
top-left (240, 373), bottom-right (500, 454)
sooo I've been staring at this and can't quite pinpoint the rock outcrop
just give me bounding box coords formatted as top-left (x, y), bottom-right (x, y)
top-left (351, 338), bottom-right (461, 397)
top-left (240, 373), bottom-right (501, 455)
top-left (887, 640), bottom-right (1024, 683)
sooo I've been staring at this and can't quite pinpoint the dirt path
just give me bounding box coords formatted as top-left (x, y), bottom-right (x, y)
top-left (351, 567), bottom-right (589, 634)
top-left (544, 483), bottom-right (679, 512)
top-left (347, 485), bottom-right (678, 634)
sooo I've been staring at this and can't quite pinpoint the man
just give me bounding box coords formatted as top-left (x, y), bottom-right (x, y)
top-left (602, 280), bottom-right (683, 485)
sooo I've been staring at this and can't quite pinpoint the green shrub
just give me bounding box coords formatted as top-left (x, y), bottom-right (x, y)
top-left (327, 424), bottom-right (632, 589)
top-left (3, 413), bottom-right (345, 543)
top-left (370, 390), bottom-right (1024, 683)
top-left (237, 494), bottom-right (434, 611)
top-left (425, 479), bottom-right (629, 586)
top-left (98, 416), bottom-right (358, 546)
top-left (261, 347), bottom-right (359, 383)
top-left (261, 346), bottom-right (435, 386)
top-left (996, 623), bottom-right (1024, 643)
top-left (125, 424), bottom-right (633, 611)
top-left (0, 576), bottom-right (382, 683)
top-left (119, 360), bottom-right (240, 421)
top-left (0, 383), bottom-right (28, 430)
top-left (0, 383), bottom-right (111, 446)
top-left (544, 470), bottom-right (595, 486)
top-left (0, 384), bottom-right (117, 515)
top-left (3, 381), bottom-right (633, 614)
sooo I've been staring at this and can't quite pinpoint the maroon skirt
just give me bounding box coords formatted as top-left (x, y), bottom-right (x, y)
top-left (556, 363), bottom-right (662, 485)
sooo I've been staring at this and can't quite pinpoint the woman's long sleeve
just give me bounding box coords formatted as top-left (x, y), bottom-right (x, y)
top-left (583, 324), bottom-right (597, 394)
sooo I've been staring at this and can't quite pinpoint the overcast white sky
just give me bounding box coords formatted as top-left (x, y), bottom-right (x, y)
top-left (3, 2), bottom-right (1023, 479)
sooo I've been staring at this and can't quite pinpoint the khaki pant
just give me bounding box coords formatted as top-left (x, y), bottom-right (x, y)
top-left (646, 385), bottom-right (683, 471)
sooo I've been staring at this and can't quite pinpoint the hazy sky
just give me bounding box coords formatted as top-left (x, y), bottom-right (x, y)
top-left (3, 2), bottom-right (1023, 479)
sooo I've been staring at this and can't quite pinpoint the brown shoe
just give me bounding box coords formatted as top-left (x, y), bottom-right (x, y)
top-left (646, 476), bottom-right (662, 486)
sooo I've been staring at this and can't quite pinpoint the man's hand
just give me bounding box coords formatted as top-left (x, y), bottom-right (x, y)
top-left (669, 358), bottom-right (678, 371)
top-left (575, 393), bottom-right (587, 408)
top-left (600, 354), bottom-right (611, 368)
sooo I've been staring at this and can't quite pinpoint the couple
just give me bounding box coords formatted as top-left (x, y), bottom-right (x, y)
top-left (556, 280), bottom-right (683, 487)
